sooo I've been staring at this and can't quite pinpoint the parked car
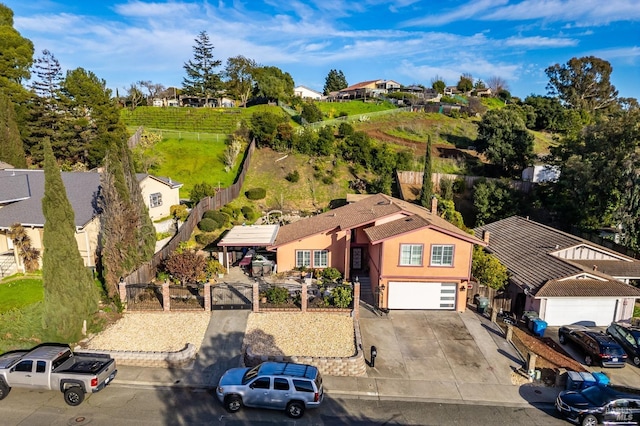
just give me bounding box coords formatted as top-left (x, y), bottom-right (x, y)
top-left (216, 361), bottom-right (323, 418)
top-left (558, 325), bottom-right (627, 367)
top-left (0, 343), bottom-right (117, 406)
top-left (556, 385), bottom-right (640, 426)
top-left (607, 322), bottom-right (640, 367)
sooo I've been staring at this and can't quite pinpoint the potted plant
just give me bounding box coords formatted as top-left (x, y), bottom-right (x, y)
top-left (206, 259), bottom-right (226, 280)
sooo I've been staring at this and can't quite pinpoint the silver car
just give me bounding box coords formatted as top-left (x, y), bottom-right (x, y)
top-left (216, 362), bottom-right (324, 418)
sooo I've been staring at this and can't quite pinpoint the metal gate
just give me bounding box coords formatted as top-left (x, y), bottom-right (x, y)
top-left (211, 283), bottom-right (253, 310)
top-left (169, 284), bottom-right (205, 310)
top-left (126, 284), bottom-right (163, 311)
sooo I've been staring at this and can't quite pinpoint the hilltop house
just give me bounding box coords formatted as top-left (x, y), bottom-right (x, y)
top-left (268, 194), bottom-right (486, 311)
top-left (293, 86), bottom-right (324, 100)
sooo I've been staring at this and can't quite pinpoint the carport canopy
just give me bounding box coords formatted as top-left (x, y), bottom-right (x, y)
top-left (217, 225), bottom-right (279, 268)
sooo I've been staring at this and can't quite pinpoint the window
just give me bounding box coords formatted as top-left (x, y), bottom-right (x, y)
top-left (274, 378), bottom-right (290, 390)
top-left (399, 244), bottom-right (423, 266)
top-left (313, 250), bottom-right (328, 268)
top-left (36, 361), bottom-right (46, 373)
top-left (150, 192), bottom-right (162, 208)
top-left (296, 250), bottom-right (311, 268)
top-left (15, 360), bottom-right (33, 372)
top-left (431, 245), bottom-right (454, 266)
top-left (293, 379), bottom-right (314, 393)
top-left (251, 377), bottom-right (270, 389)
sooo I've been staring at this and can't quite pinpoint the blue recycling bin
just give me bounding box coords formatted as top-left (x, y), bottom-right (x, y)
top-left (531, 319), bottom-right (548, 337)
top-left (579, 372), bottom-right (596, 388)
top-left (592, 372), bottom-right (610, 387)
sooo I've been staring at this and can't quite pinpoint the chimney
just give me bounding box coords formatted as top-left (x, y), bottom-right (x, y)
top-left (431, 196), bottom-right (438, 214)
top-left (593, 265), bottom-right (598, 271)
top-left (483, 230), bottom-right (491, 244)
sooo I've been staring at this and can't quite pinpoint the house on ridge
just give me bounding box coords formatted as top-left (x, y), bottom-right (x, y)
top-left (474, 216), bottom-right (640, 326)
top-left (268, 193), bottom-right (486, 312)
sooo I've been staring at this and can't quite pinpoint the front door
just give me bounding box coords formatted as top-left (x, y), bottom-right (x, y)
top-left (351, 247), bottom-right (363, 270)
top-left (9, 360), bottom-right (34, 387)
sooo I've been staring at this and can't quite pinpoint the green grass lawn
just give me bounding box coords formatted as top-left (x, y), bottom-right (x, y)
top-left (140, 134), bottom-right (244, 198)
top-left (0, 278), bottom-right (44, 313)
top-left (315, 100), bottom-right (397, 119)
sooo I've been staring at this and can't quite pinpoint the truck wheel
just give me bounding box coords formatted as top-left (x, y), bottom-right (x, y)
top-left (64, 387), bottom-right (85, 406)
top-left (224, 395), bottom-right (242, 413)
top-left (286, 401), bottom-right (305, 419)
top-left (0, 379), bottom-right (11, 400)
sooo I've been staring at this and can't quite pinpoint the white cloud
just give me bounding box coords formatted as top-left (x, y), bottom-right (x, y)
top-left (504, 35), bottom-right (578, 48)
top-left (401, 0), bottom-right (510, 27)
top-left (113, 1), bottom-right (198, 18)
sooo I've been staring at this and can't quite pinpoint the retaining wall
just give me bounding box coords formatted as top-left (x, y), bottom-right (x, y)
top-left (78, 343), bottom-right (196, 368)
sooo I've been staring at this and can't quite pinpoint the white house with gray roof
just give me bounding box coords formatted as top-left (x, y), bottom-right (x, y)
top-left (474, 216), bottom-right (640, 326)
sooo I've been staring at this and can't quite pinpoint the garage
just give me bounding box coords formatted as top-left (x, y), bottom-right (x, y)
top-left (387, 282), bottom-right (457, 310)
top-left (542, 297), bottom-right (618, 326)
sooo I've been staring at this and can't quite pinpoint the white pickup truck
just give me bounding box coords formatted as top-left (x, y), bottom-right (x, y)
top-left (0, 343), bottom-right (117, 406)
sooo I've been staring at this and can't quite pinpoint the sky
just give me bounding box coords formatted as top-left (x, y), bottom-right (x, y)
top-left (4, 0), bottom-right (640, 100)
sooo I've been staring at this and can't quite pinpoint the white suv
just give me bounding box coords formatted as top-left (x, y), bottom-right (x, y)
top-left (216, 362), bottom-right (324, 418)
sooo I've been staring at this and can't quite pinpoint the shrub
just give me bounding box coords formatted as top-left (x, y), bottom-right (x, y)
top-left (338, 111), bottom-right (348, 117)
top-left (285, 170), bottom-right (300, 183)
top-left (245, 187), bottom-right (266, 200)
top-left (241, 205), bottom-right (260, 221)
top-left (265, 286), bottom-right (289, 304)
top-left (453, 177), bottom-right (466, 194)
top-left (205, 259), bottom-right (226, 277)
top-left (197, 218), bottom-right (218, 232)
top-left (195, 233), bottom-right (216, 246)
top-left (221, 205), bottom-right (242, 220)
top-left (321, 267), bottom-right (342, 282)
top-left (321, 175), bottom-right (334, 185)
top-left (331, 285), bottom-right (353, 308)
top-left (203, 210), bottom-right (230, 227)
top-left (170, 204), bottom-right (189, 221)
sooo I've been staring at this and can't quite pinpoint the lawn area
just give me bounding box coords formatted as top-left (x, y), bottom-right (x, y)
top-left (315, 100), bottom-right (397, 119)
top-left (0, 277), bottom-right (43, 313)
top-left (140, 134), bottom-right (244, 198)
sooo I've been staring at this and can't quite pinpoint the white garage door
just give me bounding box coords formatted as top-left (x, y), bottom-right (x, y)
top-left (387, 282), bottom-right (457, 310)
top-left (543, 298), bottom-right (618, 326)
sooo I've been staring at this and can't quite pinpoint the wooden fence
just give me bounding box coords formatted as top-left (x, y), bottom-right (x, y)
top-left (468, 284), bottom-right (513, 313)
top-left (123, 139), bottom-right (256, 284)
top-left (396, 171), bottom-right (534, 194)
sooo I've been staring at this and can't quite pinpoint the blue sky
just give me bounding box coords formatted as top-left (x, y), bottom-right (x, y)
top-left (5, 0), bottom-right (640, 100)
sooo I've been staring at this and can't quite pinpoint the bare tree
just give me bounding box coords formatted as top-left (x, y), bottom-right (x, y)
top-left (487, 76), bottom-right (509, 95)
top-left (139, 80), bottom-right (166, 105)
top-left (125, 82), bottom-right (144, 108)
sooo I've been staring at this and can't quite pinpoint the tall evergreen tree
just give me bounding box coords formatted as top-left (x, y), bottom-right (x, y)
top-left (0, 90), bottom-right (27, 167)
top-left (323, 69), bottom-right (348, 95)
top-left (0, 4), bottom-right (34, 104)
top-left (182, 30), bottom-right (222, 106)
top-left (41, 138), bottom-right (98, 341)
top-left (419, 136), bottom-right (433, 209)
top-left (31, 49), bottom-right (62, 99)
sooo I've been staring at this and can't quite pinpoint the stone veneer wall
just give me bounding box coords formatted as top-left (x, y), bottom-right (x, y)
top-left (243, 318), bottom-right (367, 377)
top-left (78, 343), bottom-right (196, 368)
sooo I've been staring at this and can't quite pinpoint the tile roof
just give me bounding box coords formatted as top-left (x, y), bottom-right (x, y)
top-left (474, 216), bottom-right (592, 291)
top-left (273, 194), bottom-right (483, 247)
top-left (341, 80), bottom-right (381, 91)
top-left (364, 215), bottom-right (430, 243)
top-left (536, 279), bottom-right (640, 298)
top-left (0, 169), bottom-right (101, 229)
top-left (474, 216), bottom-right (640, 297)
top-left (571, 260), bottom-right (640, 278)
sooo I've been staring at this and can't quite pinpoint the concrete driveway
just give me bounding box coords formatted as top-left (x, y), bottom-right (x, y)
top-left (545, 326), bottom-right (640, 388)
top-left (358, 309), bottom-right (524, 386)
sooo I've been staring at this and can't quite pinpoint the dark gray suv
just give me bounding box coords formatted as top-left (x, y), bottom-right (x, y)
top-left (216, 362), bottom-right (324, 418)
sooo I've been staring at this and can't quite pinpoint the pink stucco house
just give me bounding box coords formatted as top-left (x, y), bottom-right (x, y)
top-left (269, 194), bottom-right (486, 311)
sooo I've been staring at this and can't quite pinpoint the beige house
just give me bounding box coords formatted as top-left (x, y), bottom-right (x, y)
top-left (0, 168), bottom-right (182, 277)
top-left (136, 174), bottom-right (183, 221)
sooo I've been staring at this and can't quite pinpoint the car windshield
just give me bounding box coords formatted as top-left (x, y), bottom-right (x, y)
top-left (242, 365), bottom-right (260, 384)
top-left (603, 346), bottom-right (626, 357)
top-left (581, 386), bottom-right (611, 406)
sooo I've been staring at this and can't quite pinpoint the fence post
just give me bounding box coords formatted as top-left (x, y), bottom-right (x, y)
top-left (204, 282), bottom-right (211, 312)
top-left (163, 280), bottom-right (171, 312)
top-left (301, 281), bottom-right (307, 313)
top-left (118, 278), bottom-right (127, 306)
top-left (252, 281), bottom-right (260, 313)
top-left (352, 280), bottom-right (360, 320)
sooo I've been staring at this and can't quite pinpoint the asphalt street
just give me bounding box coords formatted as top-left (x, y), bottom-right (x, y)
top-left (0, 384), bottom-right (568, 426)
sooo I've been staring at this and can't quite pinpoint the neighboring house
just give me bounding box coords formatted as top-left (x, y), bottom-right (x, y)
top-left (444, 86), bottom-right (460, 96)
top-left (136, 174), bottom-right (183, 221)
top-left (268, 194), bottom-right (486, 311)
top-left (293, 86), bottom-right (324, 100)
top-left (338, 80), bottom-right (390, 100)
top-left (473, 88), bottom-right (492, 97)
top-left (474, 216), bottom-right (640, 326)
top-left (0, 169), bottom-right (102, 274)
top-left (376, 80), bottom-right (401, 91)
top-left (522, 164), bottom-right (560, 183)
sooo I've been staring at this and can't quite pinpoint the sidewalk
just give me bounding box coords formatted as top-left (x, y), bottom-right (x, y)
top-left (111, 309), bottom-right (562, 408)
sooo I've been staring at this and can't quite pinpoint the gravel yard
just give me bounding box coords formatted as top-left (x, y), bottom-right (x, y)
top-left (84, 312), bottom-right (211, 352)
top-left (245, 312), bottom-right (356, 358)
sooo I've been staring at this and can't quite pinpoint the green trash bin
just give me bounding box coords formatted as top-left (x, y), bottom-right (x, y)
top-left (477, 297), bottom-right (489, 314)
